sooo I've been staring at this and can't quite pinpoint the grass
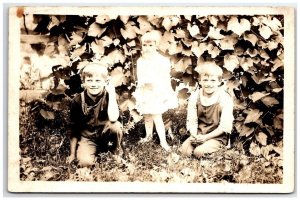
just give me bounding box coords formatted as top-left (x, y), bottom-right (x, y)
top-left (19, 99), bottom-right (283, 183)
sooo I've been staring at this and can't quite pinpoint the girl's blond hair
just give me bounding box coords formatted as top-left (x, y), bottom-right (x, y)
top-left (141, 30), bottom-right (162, 45)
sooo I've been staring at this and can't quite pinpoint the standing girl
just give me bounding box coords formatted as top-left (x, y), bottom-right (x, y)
top-left (134, 30), bottom-right (177, 151)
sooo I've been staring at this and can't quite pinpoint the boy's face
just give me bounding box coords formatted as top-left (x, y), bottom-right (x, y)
top-left (83, 74), bottom-right (106, 96)
top-left (199, 75), bottom-right (221, 96)
top-left (142, 40), bottom-right (157, 56)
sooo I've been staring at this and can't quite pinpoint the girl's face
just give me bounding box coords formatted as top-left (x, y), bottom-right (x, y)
top-left (83, 74), bottom-right (106, 97)
top-left (142, 40), bottom-right (157, 56)
top-left (199, 75), bottom-right (221, 96)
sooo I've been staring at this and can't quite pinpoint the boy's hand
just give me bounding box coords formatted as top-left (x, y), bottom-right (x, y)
top-left (191, 134), bottom-right (208, 144)
top-left (66, 154), bottom-right (75, 164)
top-left (105, 82), bottom-right (116, 96)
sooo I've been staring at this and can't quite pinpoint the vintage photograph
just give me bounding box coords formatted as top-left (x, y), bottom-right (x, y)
top-left (8, 6), bottom-right (294, 193)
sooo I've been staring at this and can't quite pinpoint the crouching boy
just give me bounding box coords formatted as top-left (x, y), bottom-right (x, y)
top-left (67, 63), bottom-right (123, 167)
top-left (179, 63), bottom-right (234, 158)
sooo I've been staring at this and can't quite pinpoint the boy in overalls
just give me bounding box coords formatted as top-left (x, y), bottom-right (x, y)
top-left (180, 63), bottom-right (234, 158)
top-left (67, 63), bottom-right (123, 167)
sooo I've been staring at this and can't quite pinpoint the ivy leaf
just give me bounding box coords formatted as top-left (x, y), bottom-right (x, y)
top-left (57, 35), bottom-right (69, 55)
top-left (251, 73), bottom-right (276, 85)
top-left (261, 96), bottom-right (279, 107)
top-left (261, 16), bottom-right (282, 31)
top-left (239, 124), bottom-right (254, 137)
top-left (227, 16), bottom-right (251, 36)
top-left (130, 109), bottom-right (143, 123)
top-left (120, 22), bottom-right (137, 39)
top-left (40, 109), bottom-right (55, 120)
top-left (137, 16), bottom-right (153, 35)
top-left (191, 41), bottom-right (205, 57)
top-left (168, 41), bottom-right (183, 55)
top-left (174, 29), bottom-right (187, 39)
top-left (113, 38), bottom-right (120, 46)
top-left (95, 15), bottom-right (117, 24)
top-left (208, 15), bottom-right (218, 27)
top-left (256, 132), bottom-right (268, 146)
top-left (259, 25), bottom-right (273, 40)
top-left (267, 40), bottom-right (279, 51)
top-left (158, 31), bottom-right (174, 53)
top-left (184, 15), bottom-right (192, 21)
top-left (162, 17), bottom-right (173, 31)
top-left (177, 88), bottom-right (190, 100)
top-left (119, 98), bottom-right (135, 112)
top-left (244, 109), bottom-right (263, 124)
top-left (111, 49), bottom-right (126, 64)
top-left (182, 48), bottom-right (193, 57)
top-left (218, 35), bottom-right (238, 50)
top-left (272, 58), bottom-right (283, 72)
top-left (101, 36), bottom-right (113, 47)
top-left (224, 54), bottom-right (239, 72)
top-left (69, 32), bottom-right (84, 46)
top-left (249, 142), bottom-right (261, 156)
top-left (207, 26), bottom-right (224, 39)
top-left (244, 33), bottom-right (258, 46)
top-left (273, 113), bottom-right (283, 129)
top-left (110, 67), bottom-right (127, 87)
top-left (245, 48), bottom-right (258, 57)
top-left (240, 57), bottom-right (254, 71)
top-left (272, 88), bottom-right (283, 93)
top-left (249, 91), bottom-right (270, 102)
top-left (207, 43), bottom-right (220, 58)
top-left (48, 16), bottom-right (60, 30)
top-left (88, 23), bottom-right (107, 37)
top-left (173, 57), bottom-right (191, 73)
top-left (170, 16), bottom-right (180, 26)
top-left (127, 40), bottom-right (136, 47)
top-left (70, 45), bottom-right (86, 59)
top-left (91, 41), bottom-right (105, 55)
top-left (187, 23), bottom-right (200, 37)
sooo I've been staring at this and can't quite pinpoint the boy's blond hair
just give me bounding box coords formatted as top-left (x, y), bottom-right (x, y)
top-left (198, 62), bottom-right (223, 80)
top-left (81, 63), bottom-right (108, 81)
top-left (141, 30), bottom-right (162, 45)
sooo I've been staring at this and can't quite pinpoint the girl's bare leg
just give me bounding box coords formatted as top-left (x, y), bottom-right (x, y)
top-left (140, 114), bottom-right (153, 143)
top-left (152, 114), bottom-right (171, 151)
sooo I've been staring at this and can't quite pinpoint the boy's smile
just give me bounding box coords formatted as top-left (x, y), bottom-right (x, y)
top-left (199, 75), bottom-right (221, 96)
top-left (83, 75), bottom-right (106, 97)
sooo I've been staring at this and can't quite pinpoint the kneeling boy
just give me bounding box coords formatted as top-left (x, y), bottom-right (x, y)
top-left (67, 63), bottom-right (123, 167)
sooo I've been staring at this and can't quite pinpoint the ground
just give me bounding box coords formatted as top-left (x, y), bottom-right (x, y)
top-left (19, 99), bottom-right (283, 183)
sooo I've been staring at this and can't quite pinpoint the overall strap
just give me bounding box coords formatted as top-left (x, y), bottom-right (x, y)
top-left (81, 92), bottom-right (87, 115)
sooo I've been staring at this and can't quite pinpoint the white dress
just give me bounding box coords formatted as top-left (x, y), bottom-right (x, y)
top-left (134, 52), bottom-right (178, 114)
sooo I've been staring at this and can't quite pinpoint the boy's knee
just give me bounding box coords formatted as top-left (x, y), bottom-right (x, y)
top-left (193, 148), bottom-right (205, 158)
top-left (104, 121), bottom-right (123, 136)
top-left (179, 144), bottom-right (193, 157)
top-left (77, 154), bottom-right (95, 167)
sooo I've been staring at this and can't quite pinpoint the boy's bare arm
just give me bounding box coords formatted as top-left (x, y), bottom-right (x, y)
top-left (186, 90), bottom-right (198, 137)
top-left (67, 137), bottom-right (78, 163)
top-left (106, 83), bottom-right (119, 122)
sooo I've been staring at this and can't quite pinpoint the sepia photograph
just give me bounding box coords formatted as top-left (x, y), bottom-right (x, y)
top-left (8, 6), bottom-right (295, 193)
